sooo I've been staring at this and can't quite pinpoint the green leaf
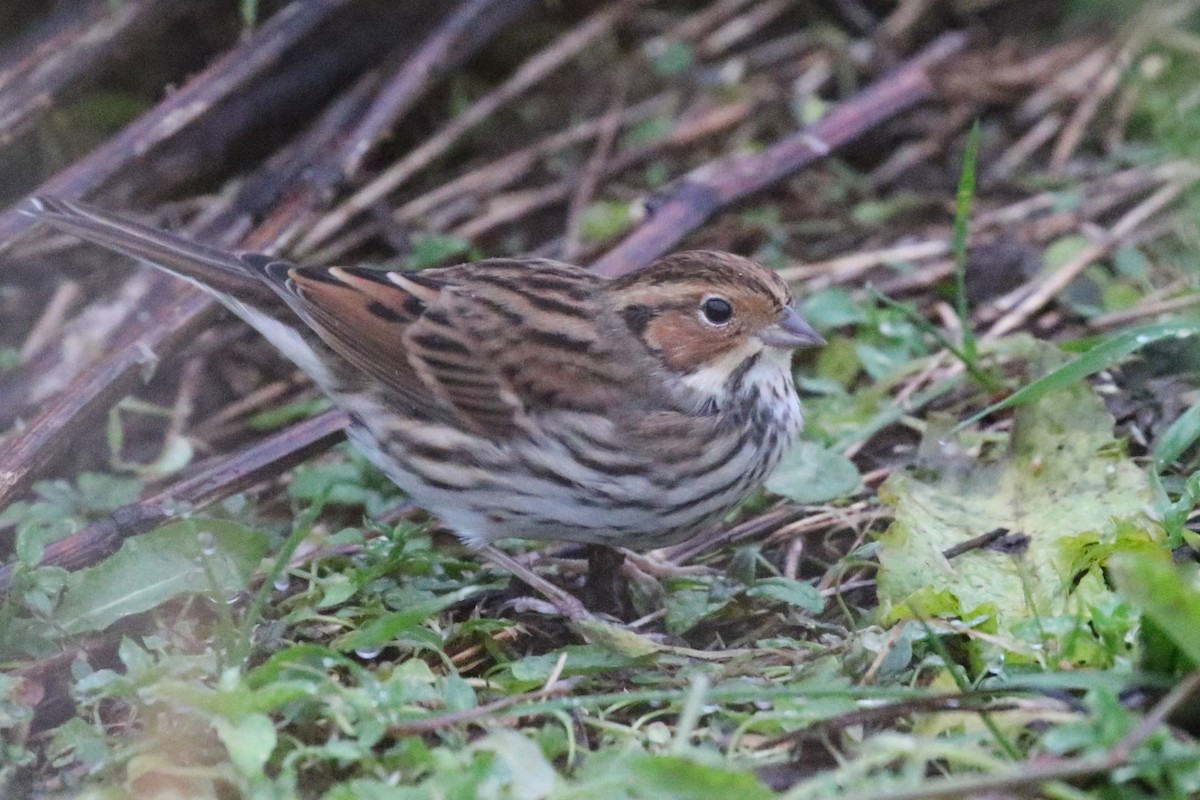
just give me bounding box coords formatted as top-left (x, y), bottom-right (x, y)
top-left (877, 350), bottom-right (1164, 656)
top-left (65, 91), bottom-right (150, 132)
top-left (1154, 395), bottom-right (1200, 471)
top-left (317, 576), bottom-right (358, 609)
top-left (247, 643), bottom-right (352, 689)
top-left (665, 584), bottom-right (729, 636)
top-left (405, 233), bottom-right (472, 269)
top-left (149, 434), bottom-right (195, 476)
top-left (1101, 281), bottom-right (1141, 313)
top-left (504, 649), bottom-right (576, 683)
top-left (765, 441), bottom-right (861, 503)
top-left (651, 40), bottom-right (695, 76)
top-left (623, 116), bottom-right (673, 149)
top-left (1110, 550), bottom-right (1200, 667)
top-left (214, 713), bottom-right (277, 777)
top-left (812, 337), bottom-right (861, 388)
top-left (1042, 234), bottom-right (1092, 271)
top-left (799, 287), bottom-right (866, 329)
top-left (54, 519), bottom-right (269, 634)
top-left (573, 623), bottom-right (661, 659)
top-left (248, 397), bottom-right (331, 430)
top-left (746, 577), bottom-right (825, 613)
top-left (581, 200), bottom-right (638, 243)
top-left (1113, 245), bottom-right (1151, 277)
top-left (75, 473), bottom-right (144, 510)
top-left (957, 321), bottom-right (1200, 430)
top-left (14, 516), bottom-right (46, 567)
top-left (106, 398), bottom-right (195, 477)
top-left (475, 730), bottom-right (557, 797)
top-left (442, 674), bottom-right (477, 712)
top-left (48, 717), bottom-right (111, 772)
top-left (240, 0), bottom-right (259, 28)
top-left (0, 347), bottom-right (21, 371)
top-left (614, 752), bottom-right (773, 799)
top-left (331, 587), bottom-right (478, 653)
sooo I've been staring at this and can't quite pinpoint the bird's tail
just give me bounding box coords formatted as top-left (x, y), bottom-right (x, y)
top-left (21, 196), bottom-right (272, 302)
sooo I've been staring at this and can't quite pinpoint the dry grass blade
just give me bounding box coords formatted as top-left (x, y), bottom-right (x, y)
top-left (779, 240), bottom-right (951, 286)
top-left (1049, 44), bottom-right (1128, 167)
top-left (0, 0), bottom-right (355, 250)
top-left (338, 0), bottom-right (539, 179)
top-left (17, 280), bottom-right (80, 360)
top-left (297, 0), bottom-right (648, 255)
top-left (658, 0), bottom-right (763, 42)
top-left (449, 98), bottom-right (759, 244)
top-left (983, 174), bottom-right (1199, 340)
top-left (308, 94), bottom-right (675, 264)
top-left (0, 0), bottom-right (198, 148)
top-left (698, 0), bottom-right (794, 58)
top-left (591, 31), bottom-right (968, 276)
top-left (1089, 291), bottom-right (1200, 330)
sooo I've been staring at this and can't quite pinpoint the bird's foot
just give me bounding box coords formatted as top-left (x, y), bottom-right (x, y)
top-left (481, 545), bottom-right (593, 622)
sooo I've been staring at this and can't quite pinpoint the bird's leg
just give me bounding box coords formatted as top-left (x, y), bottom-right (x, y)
top-left (480, 545), bottom-right (593, 622)
top-left (582, 544), bottom-right (632, 618)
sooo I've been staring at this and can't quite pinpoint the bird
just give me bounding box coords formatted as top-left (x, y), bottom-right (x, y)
top-left (23, 196), bottom-right (824, 617)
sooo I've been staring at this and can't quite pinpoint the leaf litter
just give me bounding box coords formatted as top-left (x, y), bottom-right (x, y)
top-left (878, 341), bottom-right (1164, 665)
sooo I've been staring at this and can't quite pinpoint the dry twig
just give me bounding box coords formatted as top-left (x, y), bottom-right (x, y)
top-left (590, 32), bottom-right (968, 277)
top-left (297, 0), bottom-right (648, 255)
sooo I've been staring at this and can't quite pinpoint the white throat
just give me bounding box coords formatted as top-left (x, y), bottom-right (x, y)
top-left (680, 341), bottom-right (798, 417)
top-left (679, 340), bottom-right (763, 398)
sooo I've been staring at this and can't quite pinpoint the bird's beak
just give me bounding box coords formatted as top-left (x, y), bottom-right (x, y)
top-left (760, 306), bottom-right (826, 348)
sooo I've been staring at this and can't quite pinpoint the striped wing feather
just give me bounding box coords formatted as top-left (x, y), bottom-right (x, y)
top-left (283, 259), bottom-right (640, 440)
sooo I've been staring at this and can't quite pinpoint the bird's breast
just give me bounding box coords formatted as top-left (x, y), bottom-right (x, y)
top-left (331, 359), bottom-right (802, 549)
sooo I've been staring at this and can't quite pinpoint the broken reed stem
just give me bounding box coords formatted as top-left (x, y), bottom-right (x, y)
top-left (297, 0), bottom-right (647, 255)
top-left (984, 176), bottom-right (1197, 340)
top-left (590, 31), bottom-right (968, 277)
top-left (560, 69), bottom-right (631, 261)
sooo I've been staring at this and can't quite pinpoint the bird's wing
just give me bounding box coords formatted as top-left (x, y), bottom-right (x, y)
top-left (278, 263), bottom-right (515, 436)
top-left (283, 259), bottom-right (641, 440)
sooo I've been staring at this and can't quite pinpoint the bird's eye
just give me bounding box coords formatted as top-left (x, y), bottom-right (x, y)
top-left (701, 296), bottom-right (733, 325)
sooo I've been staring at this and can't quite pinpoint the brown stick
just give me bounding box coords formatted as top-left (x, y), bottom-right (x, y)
top-left (0, 410), bottom-right (348, 594)
top-left (589, 31), bottom-right (969, 277)
top-left (339, 0), bottom-right (540, 179)
top-left (560, 69), bottom-right (631, 261)
top-left (0, 0), bottom-right (355, 252)
top-left (0, 0), bottom-right (200, 148)
top-left (296, 0), bottom-right (648, 255)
